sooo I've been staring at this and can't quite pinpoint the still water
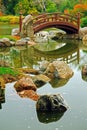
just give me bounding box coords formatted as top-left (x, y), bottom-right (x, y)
top-left (0, 38), bottom-right (87, 130)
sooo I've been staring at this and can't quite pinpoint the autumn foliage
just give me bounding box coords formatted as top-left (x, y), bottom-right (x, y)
top-left (74, 4), bottom-right (87, 11)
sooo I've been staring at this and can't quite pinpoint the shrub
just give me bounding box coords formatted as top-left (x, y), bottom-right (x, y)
top-left (81, 17), bottom-right (87, 27)
top-left (0, 15), bottom-right (19, 24)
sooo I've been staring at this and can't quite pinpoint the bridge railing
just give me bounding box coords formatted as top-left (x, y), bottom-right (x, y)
top-left (33, 12), bottom-right (80, 31)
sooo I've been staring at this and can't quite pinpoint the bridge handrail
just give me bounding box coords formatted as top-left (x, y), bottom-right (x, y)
top-left (32, 12), bottom-right (80, 30)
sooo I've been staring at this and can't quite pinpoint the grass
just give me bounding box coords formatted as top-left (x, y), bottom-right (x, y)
top-left (0, 67), bottom-right (20, 77)
top-left (0, 35), bottom-right (20, 41)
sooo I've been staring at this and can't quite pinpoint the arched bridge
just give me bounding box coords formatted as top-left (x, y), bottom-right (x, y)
top-left (33, 12), bottom-right (80, 34)
top-left (21, 12), bottom-right (80, 38)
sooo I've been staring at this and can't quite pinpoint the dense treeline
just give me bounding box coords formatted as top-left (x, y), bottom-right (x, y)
top-left (0, 0), bottom-right (87, 26)
top-left (0, 0), bottom-right (87, 15)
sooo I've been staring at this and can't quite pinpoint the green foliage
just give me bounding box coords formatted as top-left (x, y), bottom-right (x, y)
top-left (0, 67), bottom-right (20, 76)
top-left (0, 16), bottom-right (19, 24)
top-left (46, 1), bottom-right (58, 13)
top-left (81, 17), bottom-right (87, 27)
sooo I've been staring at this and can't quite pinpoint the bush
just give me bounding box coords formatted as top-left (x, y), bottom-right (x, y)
top-left (81, 17), bottom-right (87, 27)
top-left (0, 15), bottom-right (19, 24)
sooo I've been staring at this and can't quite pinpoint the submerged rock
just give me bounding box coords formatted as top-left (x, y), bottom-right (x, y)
top-left (36, 94), bottom-right (68, 112)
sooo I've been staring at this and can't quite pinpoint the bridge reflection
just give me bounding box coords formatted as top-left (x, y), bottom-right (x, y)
top-left (33, 42), bottom-right (79, 64)
top-left (0, 41), bottom-right (79, 68)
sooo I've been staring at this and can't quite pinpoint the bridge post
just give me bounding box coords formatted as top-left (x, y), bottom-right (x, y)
top-left (77, 12), bottom-right (80, 32)
top-left (19, 11), bottom-right (22, 33)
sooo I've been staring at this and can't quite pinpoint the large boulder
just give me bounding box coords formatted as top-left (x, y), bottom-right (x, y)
top-left (44, 61), bottom-right (73, 79)
top-left (36, 94), bottom-right (68, 112)
top-left (82, 35), bottom-right (87, 46)
top-left (36, 110), bottom-right (64, 123)
top-left (79, 27), bottom-right (87, 39)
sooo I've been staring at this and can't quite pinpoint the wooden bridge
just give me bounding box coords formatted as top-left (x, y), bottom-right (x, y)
top-left (33, 12), bottom-right (80, 34)
top-left (21, 12), bottom-right (80, 38)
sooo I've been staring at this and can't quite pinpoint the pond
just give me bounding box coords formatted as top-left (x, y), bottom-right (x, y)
top-left (0, 34), bottom-right (87, 129)
top-left (0, 23), bottom-right (18, 35)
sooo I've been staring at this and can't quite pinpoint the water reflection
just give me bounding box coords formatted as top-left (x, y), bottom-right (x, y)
top-left (0, 40), bottom-right (80, 68)
top-left (33, 40), bottom-right (79, 64)
top-left (36, 110), bottom-right (64, 123)
top-left (50, 78), bottom-right (69, 88)
top-left (0, 88), bottom-right (5, 109)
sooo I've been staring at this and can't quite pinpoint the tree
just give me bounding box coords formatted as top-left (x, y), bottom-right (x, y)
top-left (3, 0), bottom-right (19, 14)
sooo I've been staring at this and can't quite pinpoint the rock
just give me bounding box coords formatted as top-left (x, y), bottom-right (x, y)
top-left (82, 35), bottom-right (87, 46)
top-left (18, 90), bottom-right (40, 101)
top-left (15, 37), bottom-right (36, 46)
top-left (82, 64), bottom-right (87, 75)
top-left (39, 60), bottom-right (50, 72)
top-left (36, 94), bottom-right (68, 112)
top-left (36, 110), bottom-right (64, 123)
top-left (0, 38), bottom-right (11, 47)
top-left (79, 27), bottom-right (87, 39)
top-left (0, 87), bottom-right (5, 107)
top-left (35, 31), bottom-right (49, 42)
top-left (32, 74), bottom-right (50, 88)
top-left (49, 30), bottom-right (66, 40)
top-left (11, 28), bottom-right (19, 36)
top-left (28, 41), bottom-right (36, 46)
top-left (2, 74), bottom-right (17, 83)
top-left (81, 64), bottom-right (87, 82)
top-left (16, 38), bottom-right (27, 46)
top-left (14, 75), bottom-right (37, 92)
top-left (44, 61), bottom-right (73, 79)
top-left (21, 14), bottom-right (34, 39)
top-left (82, 34), bottom-right (87, 41)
